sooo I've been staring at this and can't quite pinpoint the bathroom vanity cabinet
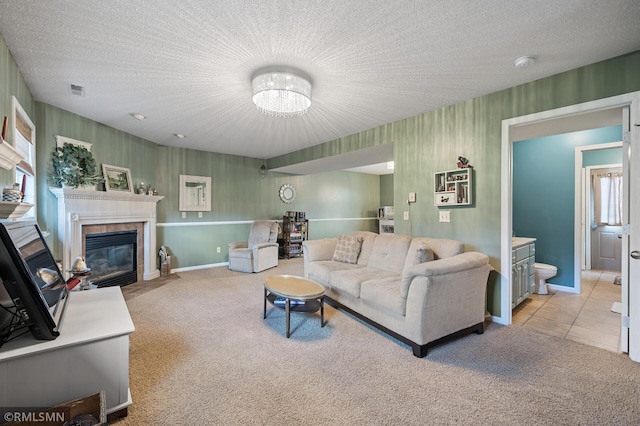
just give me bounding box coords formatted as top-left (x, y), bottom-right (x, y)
top-left (434, 168), bottom-right (472, 206)
top-left (512, 238), bottom-right (536, 308)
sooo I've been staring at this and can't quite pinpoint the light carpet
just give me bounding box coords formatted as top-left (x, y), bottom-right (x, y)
top-left (112, 258), bottom-right (640, 425)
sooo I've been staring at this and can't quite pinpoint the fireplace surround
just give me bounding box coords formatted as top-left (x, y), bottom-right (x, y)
top-left (50, 188), bottom-right (164, 282)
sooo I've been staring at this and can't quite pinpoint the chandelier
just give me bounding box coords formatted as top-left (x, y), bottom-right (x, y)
top-left (251, 71), bottom-right (312, 117)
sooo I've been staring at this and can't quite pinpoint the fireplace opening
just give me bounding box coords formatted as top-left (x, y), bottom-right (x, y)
top-left (85, 230), bottom-right (138, 287)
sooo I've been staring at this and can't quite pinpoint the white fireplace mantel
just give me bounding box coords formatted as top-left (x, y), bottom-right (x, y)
top-left (50, 188), bottom-right (164, 281)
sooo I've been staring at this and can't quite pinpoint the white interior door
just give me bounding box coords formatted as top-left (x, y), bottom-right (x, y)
top-left (621, 108), bottom-right (630, 353)
top-left (590, 167), bottom-right (623, 272)
top-left (628, 96), bottom-right (640, 360)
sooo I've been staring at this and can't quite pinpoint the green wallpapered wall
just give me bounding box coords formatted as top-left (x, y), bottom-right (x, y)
top-left (2, 28), bottom-right (639, 317)
top-left (0, 36), bottom-right (35, 188)
top-left (379, 174), bottom-right (394, 206)
top-left (271, 51), bottom-right (640, 316)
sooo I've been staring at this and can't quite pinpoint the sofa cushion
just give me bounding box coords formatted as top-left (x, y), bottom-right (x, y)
top-left (306, 260), bottom-right (363, 287)
top-left (330, 267), bottom-right (398, 298)
top-left (350, 231), bottom-right (378, 266)
top-left (361, 278), bottom-right (406, 316)
top-left (332, 234), bottom-right (363, 264)
top-left (367, 234), bottom-right (413, 274)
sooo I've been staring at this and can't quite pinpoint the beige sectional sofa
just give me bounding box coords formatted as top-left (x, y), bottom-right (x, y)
top-left (302, 231), bottom-right (491, 357)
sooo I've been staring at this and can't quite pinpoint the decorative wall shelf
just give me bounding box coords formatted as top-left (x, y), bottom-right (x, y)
top-left (0, 139), bottom-right (25, 170)
top-left (0, 201), bottom-right (33, 219)
top-left (434, 168), bottom-right (473, 206)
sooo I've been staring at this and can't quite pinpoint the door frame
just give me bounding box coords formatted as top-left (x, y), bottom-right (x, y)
top-left (499, 91), bottom-right (639, 360)
top-left (582, 161), bottom-right (622, 271)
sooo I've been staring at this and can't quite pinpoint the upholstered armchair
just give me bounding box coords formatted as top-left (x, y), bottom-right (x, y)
top-left (228, 220), bottom-right (280, 273)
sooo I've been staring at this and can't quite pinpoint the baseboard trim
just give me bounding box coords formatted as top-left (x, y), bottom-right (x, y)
top-left (171, 262), bottom-right (228, 273)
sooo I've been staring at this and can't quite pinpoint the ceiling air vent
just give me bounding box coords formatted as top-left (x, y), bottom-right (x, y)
top-left (69, 83), bottom-right (85, 97)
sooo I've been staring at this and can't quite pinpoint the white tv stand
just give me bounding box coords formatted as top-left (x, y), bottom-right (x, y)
top-left (0, 287), bottom-right (134, 416)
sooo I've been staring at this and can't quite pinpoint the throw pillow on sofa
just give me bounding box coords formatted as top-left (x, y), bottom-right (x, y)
top-left (333, 234), bottom-right (363, 264)
top-left (415, 242), bottom-right (434, 264)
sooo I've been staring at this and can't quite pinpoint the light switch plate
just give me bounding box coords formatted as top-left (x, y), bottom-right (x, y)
top-left (404, 211), bottom-right (409, 220)
top-left (409, 192), bottom-right (416, 203)
top-left (181, 212), bottom-right (186, 219)
top-left (198, 212), bottom-right (203, 218)
top-left (439, 211), bottom-right (451, 223)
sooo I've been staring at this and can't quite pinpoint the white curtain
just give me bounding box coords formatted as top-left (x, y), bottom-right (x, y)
top-left (594, 173), bottom-right (623, 226)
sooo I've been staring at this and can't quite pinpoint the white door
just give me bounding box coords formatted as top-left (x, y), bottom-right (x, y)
top-left (590, 167), bottom-right (623, 272)
top-left (629, 96), bottom-right (640, 360)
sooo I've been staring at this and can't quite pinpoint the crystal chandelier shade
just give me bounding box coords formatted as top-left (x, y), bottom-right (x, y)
top-left (252, 72), bottom-right (312, 117)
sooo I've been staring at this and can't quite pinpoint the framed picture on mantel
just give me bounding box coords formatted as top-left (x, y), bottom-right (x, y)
top-left (102, 164), bottom-right (134, 193)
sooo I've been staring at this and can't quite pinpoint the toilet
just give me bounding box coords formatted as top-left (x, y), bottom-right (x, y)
top-left (534, 263), bottom-right (557, 295)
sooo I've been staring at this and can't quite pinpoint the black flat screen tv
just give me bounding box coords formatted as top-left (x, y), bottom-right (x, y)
top-left (0, 220), bottom-right (69, 342)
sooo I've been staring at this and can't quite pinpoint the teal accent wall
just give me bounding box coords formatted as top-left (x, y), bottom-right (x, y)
top-left (513, 126), bottom-right (623, 288)
top-left (583, 147), bottom-right (623, 167)
top-left (380, 174), bottom-right (394, 206)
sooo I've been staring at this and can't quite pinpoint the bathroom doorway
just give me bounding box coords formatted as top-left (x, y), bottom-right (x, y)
top-left (501, 91), bottom-right (640, 362)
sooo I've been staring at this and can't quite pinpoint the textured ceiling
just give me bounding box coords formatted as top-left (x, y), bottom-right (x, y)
top-left (0, 0), bottom-right (639, 162)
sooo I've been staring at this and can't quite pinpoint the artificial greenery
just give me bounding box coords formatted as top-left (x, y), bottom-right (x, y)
top-left (49, 142), bottom-right (103, 188)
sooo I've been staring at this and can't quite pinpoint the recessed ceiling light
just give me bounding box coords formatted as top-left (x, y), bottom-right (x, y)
top-left (514, 56), bottom-right (536, 69)
top-left (174, 133), bottom-right (185, 139)
top-left (130, 113), bottom-right (146, 120)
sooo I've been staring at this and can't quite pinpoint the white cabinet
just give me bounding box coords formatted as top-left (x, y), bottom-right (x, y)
top-left (434, 168), bottom-right (472, 206)
top-left (512, 240), bottom-right (535, 309)
top-left (0, 287), bottom-right (134, 415)
top-left (379, 219), bottom-right (394, 234)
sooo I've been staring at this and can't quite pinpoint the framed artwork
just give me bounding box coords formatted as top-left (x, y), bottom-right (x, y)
top-left (179, 174), bottom-right (211, 211)
top-left (102, 164), bottom-right (133, 193)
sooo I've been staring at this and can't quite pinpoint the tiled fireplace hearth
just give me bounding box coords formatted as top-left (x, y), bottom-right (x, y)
top-left (50, 188), bottom-right (164, 282)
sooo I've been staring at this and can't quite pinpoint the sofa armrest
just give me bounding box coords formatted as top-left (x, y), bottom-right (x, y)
top-left (401, 252), bottom-right (489, 298)
top-left (302, 238), bottom-right (337, 261)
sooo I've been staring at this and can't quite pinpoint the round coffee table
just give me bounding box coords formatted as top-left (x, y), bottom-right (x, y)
top-left (263, 275), bottom-right (325, 338)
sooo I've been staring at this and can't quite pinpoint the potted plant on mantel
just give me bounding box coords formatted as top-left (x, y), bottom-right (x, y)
top-left (48, 142), bottom-right (103, 189)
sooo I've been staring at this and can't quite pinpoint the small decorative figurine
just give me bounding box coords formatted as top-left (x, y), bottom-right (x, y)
top-left (159, 246), bottom-right (168, 264)
top-left (138, 182), bottom-right (146, 194)
top-left (71, 256), bottom-right (87, 272)
top-left (457, 156), bottom-right (470, 169)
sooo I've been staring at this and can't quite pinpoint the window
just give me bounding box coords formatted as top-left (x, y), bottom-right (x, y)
top-left (12, 96), bottom-right (36, 218)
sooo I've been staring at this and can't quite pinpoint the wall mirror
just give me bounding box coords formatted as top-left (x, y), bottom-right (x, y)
top-left (279, 183), bottom-right (296, 203)
top-left (179, 174), bottom-right (211, 211)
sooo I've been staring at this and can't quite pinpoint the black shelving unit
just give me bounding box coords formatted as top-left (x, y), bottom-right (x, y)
top-left (279, 214), bottom-right (308, 259)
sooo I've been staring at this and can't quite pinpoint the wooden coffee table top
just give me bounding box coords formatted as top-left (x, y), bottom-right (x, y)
top-left (264, 275), bottom-right (325, 300)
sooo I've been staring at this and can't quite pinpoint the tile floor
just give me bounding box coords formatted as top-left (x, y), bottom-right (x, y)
top-left (512, 270), bottom-right (622, 352)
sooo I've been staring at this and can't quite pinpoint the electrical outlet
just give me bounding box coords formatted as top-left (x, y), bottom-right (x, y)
top-left (198, 212), bottom-right (202, 218)
top-left (181, 212), bottom-right (186, 219)
top-left (216, 247), bottom-right (221, 253)
top-left (403, 211), bottom-right (409, 220)
top-left (439, 211), bottom-right (451, 223)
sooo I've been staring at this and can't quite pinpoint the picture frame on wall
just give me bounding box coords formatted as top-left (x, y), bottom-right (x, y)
top-left (102, 164), bottom-right (133, 193)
